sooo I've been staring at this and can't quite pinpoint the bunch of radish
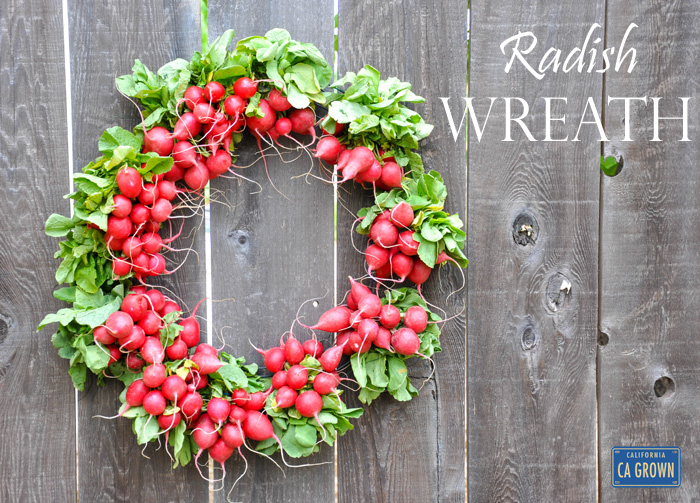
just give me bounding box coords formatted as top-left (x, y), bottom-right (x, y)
top-left (317, 143), bottom-right (405, 188)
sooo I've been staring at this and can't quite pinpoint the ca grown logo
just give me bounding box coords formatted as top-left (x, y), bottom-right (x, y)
top-left (441, 23), bottom-right (691, 142)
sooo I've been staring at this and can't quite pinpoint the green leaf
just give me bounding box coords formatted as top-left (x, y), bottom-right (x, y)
top-left (98, 126), bottom-right (142, 154)
top-left (68, 363), bottom-right (87, 391)
top-left (74, 296), bottom-right (121, 329)
top-left (84, 344), bottom-right (111, 373)
top-left (294, 423), bottom-right (318, 448)
top-left (134, 414), bottom-right (161, 445)
top-left (329, 100), bottom-right (371, 124)
top-left (45, 214), bottom-right (74, 237)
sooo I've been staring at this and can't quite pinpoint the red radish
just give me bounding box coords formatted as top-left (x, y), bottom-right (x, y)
top-left (120, 325), bottom-right (146, 352)
top-left (370, 219), bottom-right (399, 247)
top-left (180, 391), bottom-right (203, 418)
top-left (121, 294), bottom-right (148, 322)
top-left (375, 261), bottom-right (393, 280)
top-left (391, 327), bottom-right (421, 355)
top-left (303, 339), bottom-right (323, 358)
top-left (365, 244), bottom-right (390, 272)
top-left (314, 136), bottom-right (342, 163)
top-left (194, 343), bottom-right (218, 357)
top-left (358, 294), bottom-right (382, 318)
top-left (161, 375), bottom-right (187, 401)
top-left (108, 348), bottom-right (120, 365)
top-left (232, 389), bottom-right (248, 407)
top-left (313, 372), bottom-right (340, 395)
top-left (193, 414), bottom-right (219, 450)
top-left (295, 390), bottom-right (323, 418)
top-left (349, 277), bottom-right (372, 303)
top-left (140, 232), bottom-right (162, 254)
top-left (349, 310), bottom-right (363, 329)
top-left (129, 204), bottom-right (150, 225)
top-left (173, 112), bottom-right (202, 140)
top-left (435, 251), bottom-right (454, 265)
top-left (179, 299), bottom-right (203, 347)
top-left (125, 379), bottom-right (149, 409)
top-left (308, 306), bottom-right (352, 332)
top-left (142, 219), bottom-right (160, 234)
top-left (404, 305), bottom-right (428, 333)
top-left (256, 346), bottom-right (285, 373)
top-left (157, 180), bottom-right (177, 201)
top-left (336, 332), bottom-right (354, 356)
top-left (111, 194), bottom-right (132, 218)
top-left (157, 412), bottom-right (181, 430)
top-left (184, 162), bottom-right (209, 190)
top-left (390, 201), bottom-right (414, 228)
top-left (246, 99), bottom-right (276, 135)
top-left (229, 405), bottom-right (248, 423)
top-left (336, 149), bottom-right (352, 171)
top-left (206, 149), bottom-right (232, 177)
top-left (274, 386), bottom-right (297, 408)
top-left (132, 253), bottom-right (151, 277)
top-left (380, 161), bottom-right (404, 188)
top-left (105, 233), bottom-right (124, 252)
top-left (204, 81), bottom-right (225, 103)
top-left (374, 327), bottom-right (393, 350)
top-left (184, 86), bottom-right (205, 110)
top-left (318, 343), bottom-right (344, 372)
top-left (274, 117), bottom-right (292, 136)
top-left (165, 337), bottom-right (188, 360)
top-left (224, 94), bottom-right (245, 116)
top-left (147, 254), bottom-right (166, 276)
top-left (346, 291), bottom-right (358, 310)
top-left (93, 326), bottom-right (116, 345)
top-left (286, 365), bottom-right (308, 390)
top-left (161, 300), bottom-right (181, 316)
top-left (193, 102), bottom-right (216, 124)
top-left (164, 164), bottom-right (185, 182)
top-left (233, 77), bottom-right (257, 99)
top-left (138, 311), bottom-right (161, 335)
top-left (130, 286), bottom-right (148, 295)
top-left (272, 371), bottom-right (287, 389)
top-left (116, 167), bottom-right (142, 199)
top-left (242, 391), bottom-right (267, 412)
top-left (138, 183), bottom-right (159, 206)
top-left (284, 335), bottom-right (305, 365)
top-left (105, 311), bottom-right (133, 339)
top-left (107, 216), bottom-right (132, 240)
top-left (142, 390), bottom-right (167, 416)
top-left (122, 236), bottom-right (142, 259)
top-left (191, 352), bottom-right (223, 375)
top-left (398, 231), bottom-right (420, 256)
top-left (150, 198), bottom-right (172, 222)
top-left (268, 88), bottom-right (291, 111)
top-left (207, 397), bottom-right (231, 425)
top-left (112, 258), bottom-right (131, 276)
top-left (222, 423), bottom-right (245, 449)
top-left (341, 146), bottom-right (375, 181)
top-left (243, 411), bottom-right (274, 441)
top-left (408, 258), bottom-right (431, 285)
top-left (379, 304), bottom-right (401, 329)
top-left (143, 363), bottom-right (167, 388)
top-left (289, 108), bottom-right (316, 135)
top-left (347, 332), bottom-right (371, 353)
top-left (391, 252), bottom-right (415, 281)
top-left (172, 140), bottom-right (196, 168)
top-left (357, 318), bottom-right (379, 342)
top-left (140, 336), bottom-right (164, 364)
top-left (356, 159), bottom-right (382, 183)
top-left (145, 289), bottom-right (165, 312)
top-left (143, 127), bottom-right (173, 156)
top-left (209, 438), bottom-right (235, 464)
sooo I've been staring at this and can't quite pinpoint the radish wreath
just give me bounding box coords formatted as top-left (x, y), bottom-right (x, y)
top-left (40, 29), bottom-right (467, 478)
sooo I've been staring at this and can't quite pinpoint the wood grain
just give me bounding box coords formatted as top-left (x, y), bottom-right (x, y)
top-left (599, 1), bottom-right (700, 500)
top-left (336, 1), bottom-right (468, 502)
top-left (0, 1), bottom-right (76, 501)
top-left (467, 1), bottom-right (602, 501)
top-left (67, 1), bottom-right (209, 501)
top-left (206, 3), bottom-right (336, 502)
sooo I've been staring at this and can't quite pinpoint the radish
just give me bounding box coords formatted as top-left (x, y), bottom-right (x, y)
top-left (233, 77), bottom-right (257, 99)
top-left (143, 363), bottom-right (167, 388)
top-left (246, 99), bottom-right (276, 135)
top-left (242, 411), bottom-right (275, 441)
top-left (341, 146), bottom-right (375, 181)
top-left (121, 293), bottom-right (148, 322)
top-left (398, 231), bottom-right (420, 256)
top-left (147, 254), bottom-right (167, 276)
top-left (173, 112), bottom-right (202, 140)
top-left (358, 294), bottom-right (382, 318)
top-left (286, 365), bottom-right (308, 390)
top-left (116, 166), bottom-right (142, 199)
top-left (379, 161), bottom-right (404, 188)
top-left (164, 164), bottom-right (185, 182)
top-left (268, 88), bottom-right (291, 111)
top-left (172, 141), bottom-right (196, 168)
top-left (349, 310), bottom-right (363, 329)
top-left (207, 397), bottom-right (231, 425)
top-left (157, 412), bottom-right (181, 430)
top-left (140, 336), bottom-right (164, 364)
top-left (184, 162), bottom-right (209, 191)
top-left (379, 304), bottom-right (401, 329)
top-left (336, 149), bottom-right (352, 171)
top-left (194, 343), bottom-right (218, 357)
top-left (356, 159), bottom-right (382, 183)
top-left (313, 373), bottom-right (339, 395)
top-left (161, 375), bottom-right (187, 401)
top-left (289, 108), bottom-right (316, 136)
top-left (120, 325), bottom-right (146, 352)
top-left (161, 300), bottom-right (181, 316)
top-left (244, 389), bottom-right (272, 411)
top-left (274, 386), bottom-right (297, 408)
top-left (272, 370), bottom-right (287, 389)
top-left (349, 277), bottom-right (372, 303)
top-left (165, 337), bottom-right (188, 360)
top-left (303, 339), bottom-right (323, 358)
top-left (256, 346), bottom-right (285, 373)
top-left (143, 127), bottom-right (173, 156)
top-left (107, 216), bottom-right (132, 240)
top-left (184, 86), bottom-right (205, 110)
top-left (132, 253), bottom-right (151, 277)
top-left (150, 198), bottom-right (172, 222)
top-left (391, 327), bottom-right (421, 355)
top-left (157, 180), bottom-right (177, 201)
top-left (314, 136), bottom-right (342, 163)
top-left (206, 150), bottom-right (232, 177)
top-left (347, 332), bottom-right (371, 354)
top-left (193, 102), bottom-right (216, 124)
top-left (129, 204), bottom-right (150, 225)
top-left (232, 389), bottom-right (248, 407)
top-left (193, 414), bottom-right (219, 450)
top-left (222, 423), bottom-right (245, 449)
top-left (179, 299), bottom-right (203, 348)
top-left (111, 194), bottom-right (132, 219)
top-left (308, 306), bottom-right (352, 332)
top-left (93, 326), bottom-right (116, 345)
top-left (408, 258), bottom-right (431, 286)
top-left (336, 332), bottom-right (354, 356)
top-left (209, 438), bottom-right (235, 465)
top-left (142, 390), bottom-right (167, 416)
top-left (374, 327), bottom-right (393, 350)
top-left (112, 258), bottom-right (130, 277)
top-left (145, 289), bottom-right (165, 312)
top-left (391, 252), bottom-right (414, 281)
top-left (104, 233), bottom-right (124, 252)
top-left (404, 305), bottom-right (428, 333)
top-left (370, 219), bottom-right (399, 247)
top-left (390, 201), bottom-right (414, 228)
top-left (122, 236), bottom-right (142, 259)
top-left (318, 343), bottom-right (344, 372)
top-left (204, 81), bottom-right (225, 103)
top-left (224, 94), bottom-right (245, 116)
top-left (140, 232), bottom-right (162, 255)
top-left (295, 390), bottom-right (323, 419)
top-left (191, 352), bottom-right (223, 375)
top-left (274, 117), bottom-right (292, 136)
top-left (228, 405), bottom-right (248, 423)
top-left (124, 379), bottom-right (149, 411)
top-left (138, 183), bottom-right (159, 206)
top-left (180, 391), bottom-right (203, 419)
top-left (365, 244), bottom-right (390, 272)
top-left (284, 334), bottom-right (305, 365)
top-left (137, 311), bottom-right (161, 335)
top-left (105, 311), bottom-right (133, 339)
top-left (357, 318), bottom-right (379, 342)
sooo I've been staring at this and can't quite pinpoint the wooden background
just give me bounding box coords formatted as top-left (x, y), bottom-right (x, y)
top-left (0, 0), bottom-right (697, 501)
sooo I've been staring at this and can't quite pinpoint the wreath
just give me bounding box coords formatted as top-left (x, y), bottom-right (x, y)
top-left (40, 28), bottom-right (467, 486)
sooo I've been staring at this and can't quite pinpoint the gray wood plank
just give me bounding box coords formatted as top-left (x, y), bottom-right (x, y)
top-left (67, 1), bottom-right (209, 501)
top-left (0, 1), bottom-right (76, 502)
top-left (336, 1), bottom-right (468, 502)
top-left (467, 2), bottom-right (603, 502)
top-left (206, 3), bottom-right (336, 502)
top-left (599, 2), bottom-right (700, 501)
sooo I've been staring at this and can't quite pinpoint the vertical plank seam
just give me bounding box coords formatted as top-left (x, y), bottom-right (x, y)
top-left (333, 2), bottom-right (340, 503)
top-left (61, 0), bottom-right (78, 499)
top-left (465, 5), bottom-right (471, 503)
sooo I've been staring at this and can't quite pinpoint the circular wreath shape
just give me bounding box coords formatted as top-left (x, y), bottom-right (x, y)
top-left (40, 29), bottom-right (467, 481)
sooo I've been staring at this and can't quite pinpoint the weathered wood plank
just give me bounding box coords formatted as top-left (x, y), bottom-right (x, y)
top-left (0, 1), bottom-right (76, 502)
top-left (67, 1), bottom-right (209, 501)
top-left (337, 1), bottom-right (468, 502)
top-left (206, 3), bottom-right (336, 501)
top-left (599, 2), bottom-right (700, 501)
top-left (467, 3), bottom-right (602, 502)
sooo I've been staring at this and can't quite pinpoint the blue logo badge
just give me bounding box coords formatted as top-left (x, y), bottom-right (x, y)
top-left (612, 447), bottom-right (680, 487)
